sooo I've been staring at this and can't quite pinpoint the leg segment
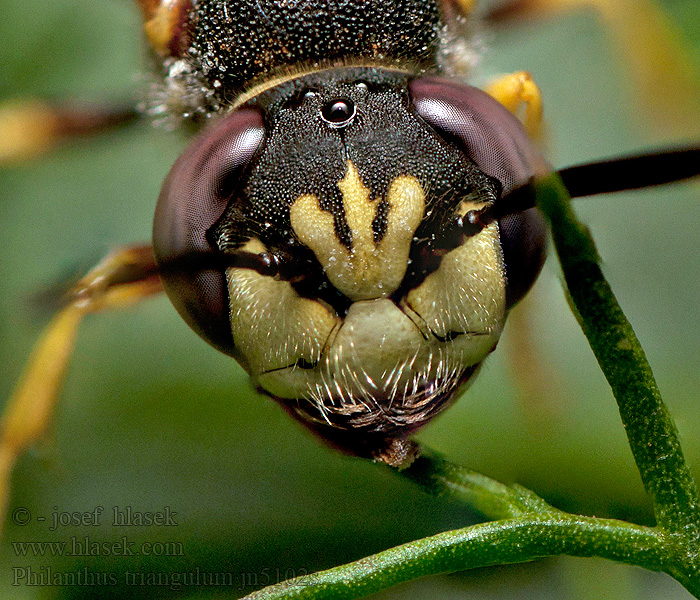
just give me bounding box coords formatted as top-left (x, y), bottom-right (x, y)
top-left (440, 0), bottom-right (477, 20)
top-left (484, 71), bottom-right (544, 139)
top-left (483, 69), bottom-right (549, 427)
top-left (487, 0), bottom-right (700, 138)
top-left (0, 245), bottom-right (162, 535)
top-left (0, 100), bottom-right (138, 164)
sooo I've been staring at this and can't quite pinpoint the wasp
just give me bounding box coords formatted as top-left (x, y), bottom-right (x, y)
top-left (1, 0), bottom-right (699, 504)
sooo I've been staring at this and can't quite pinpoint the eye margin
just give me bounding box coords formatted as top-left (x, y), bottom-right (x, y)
top-left (408, 76), bottom-right (550, 309)
top-left (152, 108), bottom-right (267, 356)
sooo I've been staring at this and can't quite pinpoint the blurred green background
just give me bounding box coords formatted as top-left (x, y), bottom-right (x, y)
top-left (1, 0), bottom-right (699, 598)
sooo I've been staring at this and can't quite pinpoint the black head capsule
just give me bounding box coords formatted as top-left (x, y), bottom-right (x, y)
top-left (153, 67), bottom-right (549, 462)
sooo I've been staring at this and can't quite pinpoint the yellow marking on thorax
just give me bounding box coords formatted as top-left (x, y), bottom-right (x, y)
top-left (290, 161), bottom-right (425, 301)
top-left (139, 0), bottom-right (181, 56)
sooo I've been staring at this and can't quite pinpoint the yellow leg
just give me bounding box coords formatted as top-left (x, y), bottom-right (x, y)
top-left (484, 71), bottom-right (544, 139)
top-left (0, 99), bottom-right (137, 165)
top-left (483, 70), bottom-right (557, 427)
top-left (503, 290), bottom-right (564, 429)
top-left (440, 0), bottom-right (477, 20)
top-left (488, 0), bottom-right (700, 138)
top-left (0, 245), bottom-right (162, 535)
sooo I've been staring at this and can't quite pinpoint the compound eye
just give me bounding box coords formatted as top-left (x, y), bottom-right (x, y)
top-left (152, 109), bottom-right (265, 355)
top-left (321, 98), bottom-right (355, 126)
top-left (409, 77), bottom-right (550, 307)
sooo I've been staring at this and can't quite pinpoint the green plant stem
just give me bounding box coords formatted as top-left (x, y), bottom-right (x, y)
top-left (398, 446), bottom-right (556, 519)
top-left (243, 175), bottom-right (700, 600)
top-left (536, 174), bottom-right (700, 539)
top-left (242, 515), bottom-right (680, 600)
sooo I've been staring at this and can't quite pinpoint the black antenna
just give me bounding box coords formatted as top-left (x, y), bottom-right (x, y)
top-left (158, 249), bottom-right (282, 278)
top-left (558, 145), bottom-right (700, 197)
top-left (461, 144), bottom-right (700, 236)
top-left (160, 145), bottom-right (700, 277)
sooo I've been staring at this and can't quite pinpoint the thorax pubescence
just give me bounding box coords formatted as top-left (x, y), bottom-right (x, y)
top-left (141, 0), bottom-right (479, 125)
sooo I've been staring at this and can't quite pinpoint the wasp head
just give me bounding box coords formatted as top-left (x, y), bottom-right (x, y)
top-left (153, 67), bottom-right (548, 463)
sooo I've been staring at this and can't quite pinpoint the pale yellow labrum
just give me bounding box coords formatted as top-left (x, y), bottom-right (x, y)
top-left (290, 160), bottom-right (425, 301)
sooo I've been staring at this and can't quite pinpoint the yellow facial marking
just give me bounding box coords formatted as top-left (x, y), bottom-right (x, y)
top-left (226, 239), bottom-right (339, 377)
top-left (290, 161), bottom-right (425, 301)
top-left (403, 200), bottom-right (506, 340)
